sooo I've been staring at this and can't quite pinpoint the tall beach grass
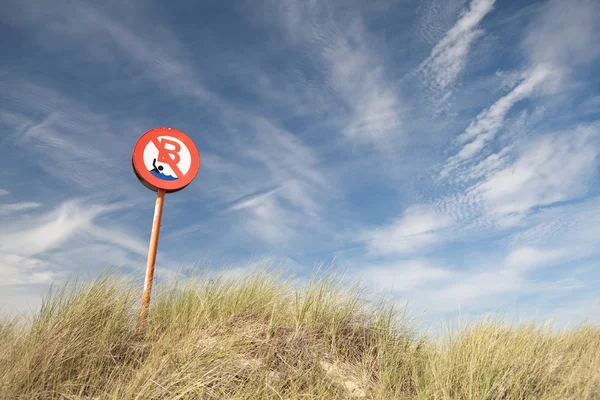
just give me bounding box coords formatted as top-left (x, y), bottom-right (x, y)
top-left (0, 265), bottom-right (598, 399)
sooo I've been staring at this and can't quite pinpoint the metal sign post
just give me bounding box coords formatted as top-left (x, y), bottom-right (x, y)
top-left (132, 127), bottom-right (200, 334)
top-left (138, 188), bottom-right (165, 333)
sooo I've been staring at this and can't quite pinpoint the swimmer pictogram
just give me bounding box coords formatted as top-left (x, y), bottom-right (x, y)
top-left (132, 127), bottom-right (200, 193)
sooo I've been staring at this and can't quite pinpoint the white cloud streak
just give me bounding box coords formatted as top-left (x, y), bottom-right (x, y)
top-left (435, 121), bottom-right (600, 234)
top-left (0, 202), bottom-right (42, 216)
top-left (523, 0), bottom-right (600, 70)
top-left (0, 198), bottom-right (161, 289)
top-left (0, 200), bottom-right (106, 257)
top-left (323, 25), bottom-right (403, 145)
top-left (419, 0), bottom-right (496, 93)
top-left (346, 242), bottom-right (586, 324)
top-left (441, 66), bottom-right (555, 176)
top-left (362, 205), bottom-right (453, 256)
top-left (194, 120), bottom-right (331, 246)
top-left (434, 245), bottom-right (582, 309)
top-left (1, 83), bottom-right (142, 197)
top-left (1, 0), bottom-right (215, 104)
top-left (236, 196), bottom-right (297, 245)
top-left (270, 0), bottom-right (403, 145)
top-left (471, 123), bottom-right (599, 220)
top-left (431, 0), bottom-right (600, 259)
top-left (228, 187), bottom-right (281, 212)
top-left (507, 195), bottom-right (600, 253)
top-left (230, 123), bottom-right (329, 245)
top-left (0, 200), bottom-right (103, 286)
top-left (440, 0), bottom-right (599, 177)
top-left (357, 259), bottom-right (454, 292)
top-left (505, 246), bottom-right (571, 271)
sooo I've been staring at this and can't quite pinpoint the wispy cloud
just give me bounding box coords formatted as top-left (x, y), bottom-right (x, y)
top-left (227, 186), bottom-right (281, 212)
top-left (545, 296), bottom-right (600, 328)
top-left (323, 24), bottom-right (403, 145)
top-left (522, 0), bottom-right (600, 71)
top-left (402, 246), bottom-right (583, 317)
top-left (0, 81), bottom-right (143, 198)
top-left (178, 120), bottom-right (333, 247)
top-left (0, 198), bottom-right (164, 289)
top-left (469, 123), bottom-right (599, 220)
top-left (84, 225), bottom-right (149, 259)
top-left (351, 243), bottom-right (588, 323)
top-left (361, 205), bottom-right (453, 256)
top-left (0, 200), bottom-right (106, 257)
top-left (505, 246), bottom-right (571, 271)
top-left (435, 247), bottom-right (583, 308)
top-left (0, 200), bottom-right (103, 287)
top-left (429, 0), bottom-right (600, 247)
top-left (0, 202), bottom-right (41, 216)
top-left (441, 66), bottom-right (555, 176)
top-left (388, 0), bottom-right (600, 320)
top-left (267, 0), bottom-right (404, 146)
top-left (440, 0), bottom-right (599, 178)
top-left (227, 122), bottom-right (330, 245)
top-left (0, 253), bottom-right (55, 287)
top-left (236, 196), bottom-right (297, 245)
top-left (507, 195), bottom-right (600, 254)
top-left (356, 259), bottom-right (454, 293)
top-left (434, 121), bottom-right (600, 235)
top-left (418, 0), bottom-right (496, 94)
top-left (1, 0), bottom-right (215, 104)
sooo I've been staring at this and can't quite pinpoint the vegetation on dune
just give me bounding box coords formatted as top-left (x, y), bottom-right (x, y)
top-left (0, 266), bottom-right (598, 399)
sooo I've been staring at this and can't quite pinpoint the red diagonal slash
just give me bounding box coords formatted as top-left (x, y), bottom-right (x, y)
top-left (151, 137), bottom-right (184, 179)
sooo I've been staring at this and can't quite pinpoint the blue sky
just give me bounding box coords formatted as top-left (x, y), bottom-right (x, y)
top-left (1, 0), bottom-right (599, 331)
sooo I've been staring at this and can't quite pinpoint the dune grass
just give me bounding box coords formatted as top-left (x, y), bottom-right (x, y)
top-left (0, 266), bottom-right (598, 399)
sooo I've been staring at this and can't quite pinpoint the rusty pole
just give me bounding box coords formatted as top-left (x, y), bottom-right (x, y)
top-left (138, 188), bottom-right (165, 334)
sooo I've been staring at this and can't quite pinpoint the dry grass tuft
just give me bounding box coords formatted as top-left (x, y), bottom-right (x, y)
top-left (0, 266), bottom-right (598, 399)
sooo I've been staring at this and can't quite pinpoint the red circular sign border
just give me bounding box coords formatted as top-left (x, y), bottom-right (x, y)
top-left (132, 127), bottom-right (200, 192)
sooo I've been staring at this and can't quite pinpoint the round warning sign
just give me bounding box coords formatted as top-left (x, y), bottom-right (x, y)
top-left (132, 127), bottom-right (200, 193)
